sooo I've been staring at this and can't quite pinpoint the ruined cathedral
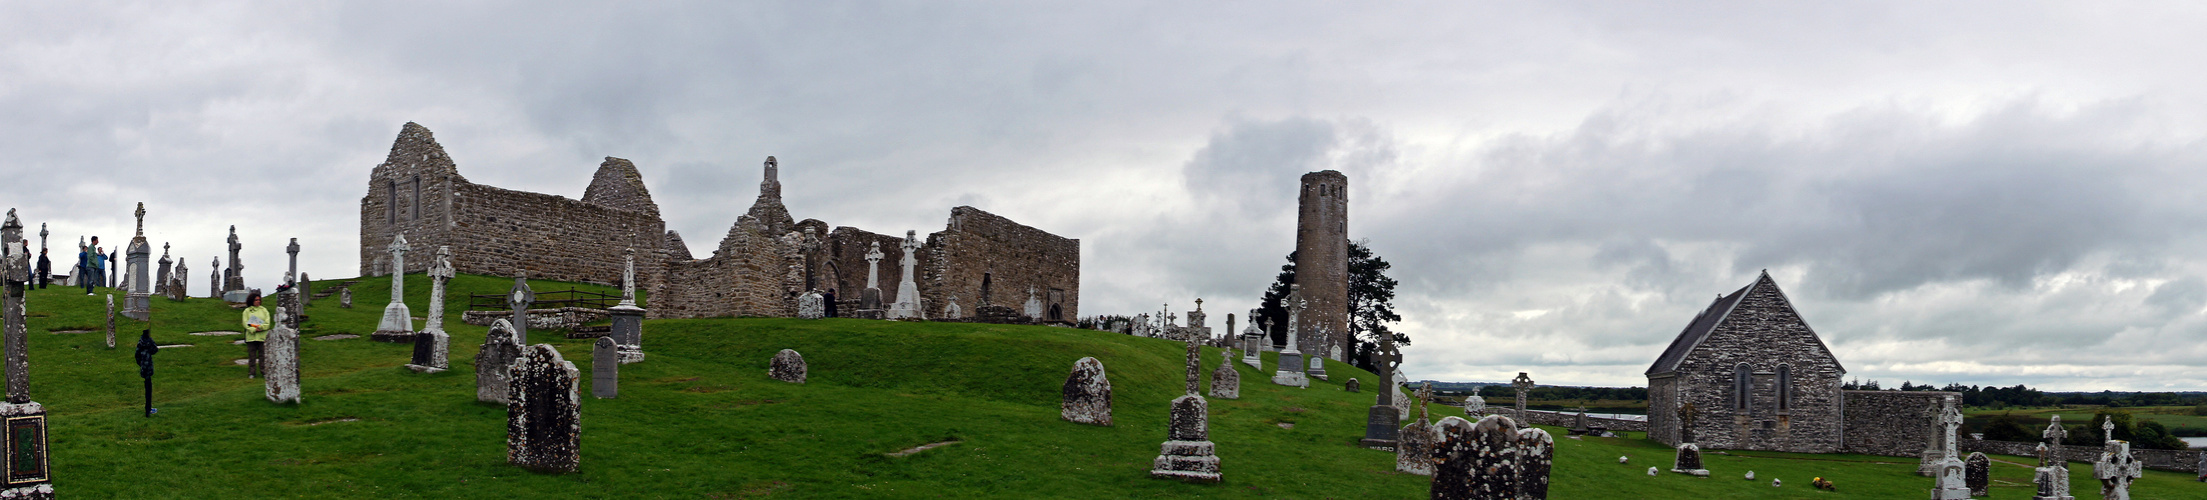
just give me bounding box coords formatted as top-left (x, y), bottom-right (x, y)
top-left (358, 122), bottom-right (1080, 322)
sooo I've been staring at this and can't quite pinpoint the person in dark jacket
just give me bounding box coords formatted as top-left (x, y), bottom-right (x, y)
top-left (34, 248), bottom-right (49, 289)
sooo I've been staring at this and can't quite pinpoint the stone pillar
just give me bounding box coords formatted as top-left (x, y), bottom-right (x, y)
top-left (609, 247), bottom-right (645, 364)
top-left (507, 344), bottom-right (579, 473)
top-left (1512, 372), bottom-right (1535, 418)
top-left (0, 212), bottom-right (50, 497)
top-left (104, 295), bottom-right (115, 349)
top-left (371, 235), bottom-right (414, 342)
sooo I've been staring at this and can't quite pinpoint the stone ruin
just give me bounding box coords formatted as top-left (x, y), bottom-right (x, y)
top-left (1060, 357), bottom-right (1111, 426)
top-left (507, 344), bottom-right (580, 473)
top-left (1150, 331), bottom-right (1220, 483)
top-left (475, 319), bottom-right (523, 404)
top-left (265, 289), bottom-right (301, 404)
top-left (1397, 384), bottom-right (1438, 476)
top-left (358, 123), bottom-right (1079, 323)
top-left (1206, 350), bottom-right (1237, 400)
top-left (768, 349), bottom-right (806, 384)
top-left (591, 337), bottom-right (618, 399)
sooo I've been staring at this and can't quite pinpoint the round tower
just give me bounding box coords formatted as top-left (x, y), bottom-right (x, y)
top-left (1294, 170), bottom-right (1350, 359)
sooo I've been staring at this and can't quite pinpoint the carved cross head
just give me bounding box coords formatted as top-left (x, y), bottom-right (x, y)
top-left (1512, 372), bottom-right (1535, 391)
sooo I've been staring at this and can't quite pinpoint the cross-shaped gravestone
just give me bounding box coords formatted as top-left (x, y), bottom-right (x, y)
top-left (508, 274), bottom-right (535, 344)
top-left (1368, 337), bottom-right (1402, 407)
top-left (1939, 403), bottom-right (1964, 454)
top-left (2102, 415), bottom-right (2116, 444)
top-left (1182, 317), bottom-right (1202, 395)
top-left (1512, 372), bottom-right (1535, 418)
top-left (863, 242), bottom-right (883, 290)
top-left (2094, 438), bottom-right (2143, 500)
top-left (133, 202), bottom-right (145, 238)
top-left (1414, 383), bottom-right (1434, 422)
top-left (286, 238), bottom-right (300, 287)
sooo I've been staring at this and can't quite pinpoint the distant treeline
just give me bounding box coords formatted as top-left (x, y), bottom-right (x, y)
top-left (1842, 380), bottom-right (2207, 408)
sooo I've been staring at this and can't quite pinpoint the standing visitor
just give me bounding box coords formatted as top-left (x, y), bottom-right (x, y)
top-left (33, 248), bottom-right (48, 289)
top-left (240, 291), bottom-right (270, 378)
top-left (78, 239), bottom-right (92, 295)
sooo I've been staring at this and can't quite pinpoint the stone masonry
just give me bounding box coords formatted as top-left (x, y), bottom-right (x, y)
top-left (1292, 171), bottom-right (1350, 356)
top-left (1646, 272), bottom-right (1845, 454)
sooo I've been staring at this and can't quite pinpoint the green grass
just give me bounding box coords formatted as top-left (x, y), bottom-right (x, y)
top-left (16, 276), bottom-right (2204, 498)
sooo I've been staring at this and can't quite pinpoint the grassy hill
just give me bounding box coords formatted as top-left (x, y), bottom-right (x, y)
top-left (13, 275), bottom-right (2204, 498)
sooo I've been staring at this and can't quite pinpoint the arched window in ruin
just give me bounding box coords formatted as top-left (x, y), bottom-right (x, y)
top-left (1776, 365), bottom-right (1792, 411)
top-left (411, 175), bottom-right (422, 221)
top-left (979, 273), bottom-right (992, 306)
top-left (1733, 364), bottom-right (1752, 410)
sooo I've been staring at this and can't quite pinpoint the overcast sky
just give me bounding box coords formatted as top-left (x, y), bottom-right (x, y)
top-left (9, 1), bottom-right (2207, 391)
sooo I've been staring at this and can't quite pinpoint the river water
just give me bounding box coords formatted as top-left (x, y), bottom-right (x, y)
top-left (2184, 437), bottom-right (2207, 449)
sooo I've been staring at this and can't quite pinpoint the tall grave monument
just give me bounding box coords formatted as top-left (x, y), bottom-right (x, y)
top-left (1149, 326), bottom-right (1221, 483)
top-left (0, 212), bottom-right (52, 498)
top-left (1239, 311), bottom-right (1263, 369)
top-left (2034, 415), bottom-right (2074, 500)
top-left (285, 238), bottom-right (299, 287)
top-left (408, 246), bottom-right (454, 373)
top-left (265, 288), bottom-right (301, 404)
top-left (1270, 286), bottom-right (1309, 388)
top-left (887, 230), bottom-right (923, 320)
top-left (1361, 330), bottom-right (1404, 449)
top-left (371, 235), bottom-right (414, 342)
top-left (507, 275), bottom-right (535, 344)
top-left (154, 243), bottom-right (170, 296)
top-left (122, 203), bottom-right (151, 321)
top-left (223, 226), bottom-right (246, 296)
top-left (1930, 398), bottom-right (1970, 499)
top-left (1671, 402), bottom-right (1709, 476)
top-left (2093, 416), bottom-right (2143, 500)
top-left (858, 242), bottom-right (885, 315)
top-left (1511, 372), bottom-right (1535, 419)
top-left (608, 248), bottom-right (646, 363)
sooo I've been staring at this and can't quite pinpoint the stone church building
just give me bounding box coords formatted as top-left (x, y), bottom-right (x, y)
top-left (1646, 271), bottom-right (1956, 458)
top-left (359, 122), bottom-right (1079, 322)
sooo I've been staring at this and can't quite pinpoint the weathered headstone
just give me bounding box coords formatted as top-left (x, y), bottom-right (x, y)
top-left (338, 287), bottom-right (352, 308)
top-left (1966, 452), bottom-right (1990, 497)
top-left (1061, 357), bottom-right (1111, 426)
top-left (507, 344), bottom-right (579, 473)
top-left (887, 230), bottom-right (923, 320)
top-left (609, 248), bottom-right (645, 364)
top-left (796, 291), bottom-right (825, 319)
top-left (1362, 325), bottom-right (1405, 449)
top-left (2093, 416), bottom-right (2142, 500)
top-left (1271, 285), bottom-right (1309, 388)
top-left (265, 291), bottom-right (301, 404)
top-left (1344, 378), bottom-right (1361, 392)
top-left (2197, 450), bottom-right (2205, 482)
top-left (371, 234), bottom-right (415, 342)
top-left (768, 349), bottom-right (806, 384)
top-left (299, 272), bottom-right (310, 307)
top-left (209, 257), bottom-right (220, 299)
top-left (1207, 350), bottom-right (1238, 399)
top-left (475, 319), bottom-right (523, 404)
top-left (1431, 415), bottom-right (1520, 500)
top-left (167, 258), bottom-right (187, 301)
top-left (408, 245), bottom-right (454, 373)
top-left (1672, 402), bottom-right (1708, 476)
top-left (1518, 427), bottom-right (1554, 499)
top-left (1305, 327), bottom-right (1328, 381)
top-left (122, 203), bottom-right (151, 320)
top-left (1397, 384), bottom-right (1438, 475)
top-left (1463, 395), bottom-right (1486, 417)
top-left (154, 242), bottom-right (171, 296)
top-left (507, 275), bottom-right (535, 344)
top-left (1150, 333), bottom-right (1220, 483)
top-left (591, 337), bottom-right (617, 398)
top-left (285, 238), bottom-right (299, 286)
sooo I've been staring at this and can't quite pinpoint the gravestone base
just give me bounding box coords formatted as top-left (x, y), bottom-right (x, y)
top-left (123, 293), bottom-right (150, 321)
top-left (0, 401), bottom-right (51, 499)
top-left (1149, 394), bottom-right (1221, 483)
top-left (617, 348), bottom-right (646, 364)
top-left (371, 331), bottom-right (418, 343)
top-left (222, 290), bottom-right (250, 304)
top-left (1270, 351), bottom-right (1308, 388)
top-left (1672, 443), bottom-right (1709, 476)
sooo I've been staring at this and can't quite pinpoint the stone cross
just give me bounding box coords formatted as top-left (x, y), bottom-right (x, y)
top-left (862, 241), bottom-right (884, 289)
top-left (133, 202), bottom-right (145, 238)
top-left (888, 230), bottom-right (923, 319)
top-left (209, 257), bottom-right (219, 298)
top-left (1368, 335), bottom-right (1402, 406)
top-left (285, 238), bottom-right (299, 287)
top-left (2038, 415), bottom-right (2071, 497)
top-left (2094, 439), bottom-right (2143, 500)
top-left (1512, 372), bottom-right (1535, 418)
top-left (1415, 383), bottom-right (1435, 422)
top-left (2102, 415), bottom-right (2116, 444)
top-left (1183, 317), bottom-right (1202, 395)
top-left (424, 246), bottom-right (454, 335)
top-left (225, 225), bottom-right (243, 291)
top-left (372, 234), bottom-right (414, 341)
top-left (1284, 286), bottom-right (1304, 354)
top-left (2, 232), bottom-right (28, 404)
top-left (508, 274), bottom-right (535, 344)
top-left (1939, 403), bottom-right (1964, 454)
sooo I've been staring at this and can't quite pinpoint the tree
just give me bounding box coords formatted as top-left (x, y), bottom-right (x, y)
top-left (1255, 241), bottom-right (1406, 372)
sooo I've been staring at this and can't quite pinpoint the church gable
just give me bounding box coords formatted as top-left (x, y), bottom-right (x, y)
top-left (1649, 272), bottom-right (1843, 377)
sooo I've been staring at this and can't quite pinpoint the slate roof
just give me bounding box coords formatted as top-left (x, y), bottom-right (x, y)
top-left (1646, 281), bottom-right (1753, 376)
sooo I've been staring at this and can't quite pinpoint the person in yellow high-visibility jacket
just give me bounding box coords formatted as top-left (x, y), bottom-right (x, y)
top-left (240, 291), bottom-right (270, 378)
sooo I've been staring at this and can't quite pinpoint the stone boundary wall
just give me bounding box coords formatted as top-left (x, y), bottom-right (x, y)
top-left (462, 307), bottom-right (610, 331)
top-left (1959, 438), bottom-right (2200, 473)
top-left (1840, 390), bottom-right (1958, 457)
top-left (1498, 409), bottom-right (1651, 432)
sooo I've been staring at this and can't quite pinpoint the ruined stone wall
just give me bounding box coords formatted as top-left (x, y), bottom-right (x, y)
top-left (1959, 437), bottom-right (2201, 473)
top-left (1664, 279), bottom-right (1846, 453)
top-left (1294, 170), bottom-right (1349, 357)
top-left (360, 124), bottom-right (666, 296)
top-left (821, 227), bottom-right (925, 311)
top-left (650, 213), bottom-right (784, 319)
top-left (1647, 375), bottom-right (1679, 444)
top-left (1840, 390), bottom-right (1955, 457)
top-left (918, 206), bottom-right (1080, 322)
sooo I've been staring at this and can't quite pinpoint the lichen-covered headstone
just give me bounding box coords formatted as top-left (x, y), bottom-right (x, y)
top-left (1397, 418), bottom-right (1435, 475)
top-left (1431, 415), bottom-right (1521, 500)
top-left (339, 287), bottom-right (352, 308)
top-left (507, 344), bottom-right (579, 473)
top-left (1672, 443), bottom-right (1707, 476)
top-left (265, 292), bottom-right (301, 404)
top-left (1966, 452), bottom-right (1990, 497)
top-left (408, 329), bottom-right (449, 374)
top-left (1518, 427), bottom-right (1554, 499)
top-left (796, 291), bottom-right (824, 319)
top-left (1206, 350), bottom-right (1238, 400)
top-left (1149, 392), bottom-right (1221, 482)
top-left (103, 294), bottom-right (115, 349)
top-left (475, 319), bottom-right (522, 404)
top-left (591, 337), bottom-right (618, 398)
top-left (1060, 357), bottom-right (1111, 426)
top-left (768, 349), bottom-right (806, 384)
top-left (2094, 437), bottom-right (2142, 500)
top-left (1344, 378), bottom-right (1361, 392)
top-left (2197, 451), bottom-right (2205, 482)
top-left (1462, 395), bottom-right (1486, 417)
